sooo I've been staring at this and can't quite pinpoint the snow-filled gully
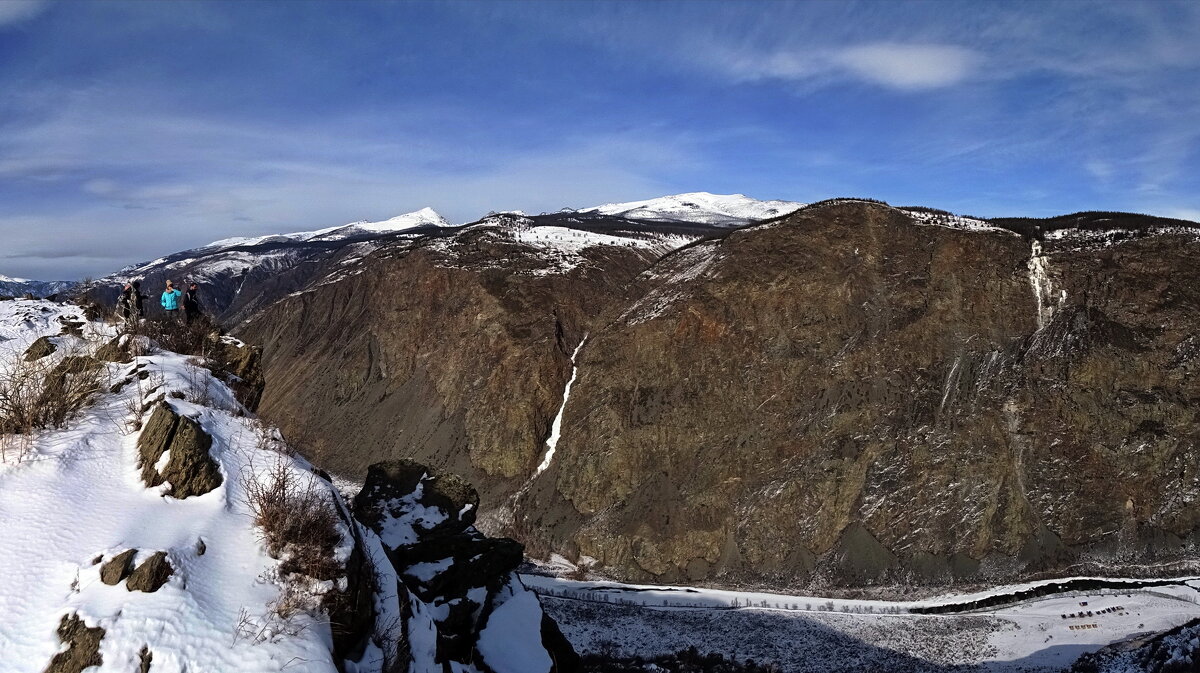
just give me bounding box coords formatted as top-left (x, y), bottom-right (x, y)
top-left (1027, 240), bottom-right (1064, 330)
top-left (534, 335), bottom-right (587, 477)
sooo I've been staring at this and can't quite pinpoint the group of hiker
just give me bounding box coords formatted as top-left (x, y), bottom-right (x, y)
top-left (117, 279), bottom-right (203, 327)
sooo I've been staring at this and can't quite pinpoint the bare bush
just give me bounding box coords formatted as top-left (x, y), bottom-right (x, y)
top-left (184, 357), bottom-right (214, 407)
top-left (241, 459), bottom-right (343, 582)
top-left (0, 352), bottom-right (106, 462)
top-left (121, 366), bottom-right (162, 434)
top-left (136, 315), bottom-right (216, 357)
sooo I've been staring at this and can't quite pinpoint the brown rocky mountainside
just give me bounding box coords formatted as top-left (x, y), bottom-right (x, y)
top-left (238, 201), bottom-right (1200, 590)
top-left (237, 224), bottom-right (660, 502)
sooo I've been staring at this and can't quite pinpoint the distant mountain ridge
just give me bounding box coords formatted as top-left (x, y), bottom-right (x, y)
top-left (574, 191), bottom-right (805, 225)
top-left (0, 275), bottom-right (76, 298)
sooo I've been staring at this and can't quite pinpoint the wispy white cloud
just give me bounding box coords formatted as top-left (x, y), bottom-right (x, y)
top-left (834, 43), bottom-right (978, 90)
top-left (712, 42), bottom-right (980, 91)
top-left (0, 0), bottom-right (48, 27)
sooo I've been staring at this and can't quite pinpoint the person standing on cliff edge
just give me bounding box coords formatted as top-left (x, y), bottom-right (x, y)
top-left (183, 281), bottom-right (202, 325)
top-left (161, 280), bottom-right (183, 320)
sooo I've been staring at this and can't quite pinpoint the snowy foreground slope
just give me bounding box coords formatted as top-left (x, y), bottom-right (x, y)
top-left (0, 299), bottom-right (568, 673)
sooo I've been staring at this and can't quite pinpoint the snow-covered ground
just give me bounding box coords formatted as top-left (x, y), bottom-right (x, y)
top-left (522, 571), bottom-right (1200, 671)
top-left (0, 300), bottom-right (347, 673)
top-left (0, 299), bottom-right (95, 358)
top-left (576, 192), bottom-right (803, 225)
top-left (899, 208), bottom-right (1008, 233)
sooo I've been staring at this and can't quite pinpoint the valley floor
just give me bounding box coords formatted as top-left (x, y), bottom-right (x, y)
top-left (522, 572), bottom-right (1200, 672)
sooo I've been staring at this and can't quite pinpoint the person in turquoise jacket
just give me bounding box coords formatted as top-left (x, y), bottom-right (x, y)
top-left (161, 280), bottom-right (183, 318)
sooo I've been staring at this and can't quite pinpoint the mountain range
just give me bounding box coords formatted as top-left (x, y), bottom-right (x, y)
top-left (0, 275), bottom-right (76, 299)
top-left (54, 192), bottom-right (1200, 590)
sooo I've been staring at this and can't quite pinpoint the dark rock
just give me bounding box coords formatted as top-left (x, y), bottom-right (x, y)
top-left (24, 336), bottom-right (56, 361)
top-left (99, 549), bottom-right (137, 586)
top-left (44, 613), bottom-right (103, 673)
top-left (542, 614), bottom-right (581, 673)
top-left (137, 404), bottom-right (222, 498)
top-left (126, 552), bottom-right (173, 592)
top-left (94, 336), bottom-right (132, 364)
top-left (204, 338), bottom-right (265, 411)
top-left (354, 459), bottom-right (480, 541)
top-left (138, 646), bottom-right (152, 673)
top-left (353, 460), bottom-right (575, 672)
top-left (56, 316), bottom-right (85, 336)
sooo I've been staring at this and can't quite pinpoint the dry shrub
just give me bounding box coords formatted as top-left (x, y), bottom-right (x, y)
top-left (241, 458), bottom-right (343, 582)
top-left (0, 353), bottom-right (106, 462)
top-left (136, 315), bottom-right (216, 357)
top-left (184, 357), bottom-right (215, 407)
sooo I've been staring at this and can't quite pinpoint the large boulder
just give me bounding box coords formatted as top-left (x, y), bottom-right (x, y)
top-left (354, 459), bottom-right (480, 541)
top-left (137, 403), bottom-right (222, 498)
top-left (126, 552), bottom-right (174, 593)
top-left (99, 549), bottom-right (137, 585)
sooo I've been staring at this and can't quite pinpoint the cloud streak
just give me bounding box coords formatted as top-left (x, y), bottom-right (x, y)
top-left (718, 42), bottom-right (980, 91)
top-left (0, 0), bottom-right (47, 27)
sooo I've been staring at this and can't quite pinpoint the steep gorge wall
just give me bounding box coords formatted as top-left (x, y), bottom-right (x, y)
top-left (518, 203), bottom-right (1200, 587)
top-left (238, 233), bottom-right (656, 502)
top-left (241, 202), bottom-right (1200, 589)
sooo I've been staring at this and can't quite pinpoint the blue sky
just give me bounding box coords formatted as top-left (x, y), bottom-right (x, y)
top-left (1, 0), bottom-right (1198, 279)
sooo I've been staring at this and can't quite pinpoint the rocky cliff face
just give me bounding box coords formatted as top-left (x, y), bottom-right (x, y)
top-left (239, 201), bottom-right (1200, 590)
top-left (238, 222), bottom-right (662, 501)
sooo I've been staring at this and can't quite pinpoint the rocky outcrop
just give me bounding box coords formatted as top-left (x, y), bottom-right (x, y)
top-left (94, 335), bottom-right (133, 364)
top-left (353, 460), bottom-right (578, 673)
top-left (44, 614), bottom-right (104, 673)
top-left (126, 551), bottom-right (174, 592)
top-left (137, 403), bottom-right (222, 498)
top-left (24, 336), bottom-right (56, 361)
top-left (203, 336), bottom-right (265, 411)
top-left (99, 549), bottom-right (137, 585)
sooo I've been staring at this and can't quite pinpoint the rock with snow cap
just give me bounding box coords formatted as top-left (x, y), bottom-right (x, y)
top-left (137, 403), bottom-right (222, 498)
top-left (353, 459), bottom-right (578, 673)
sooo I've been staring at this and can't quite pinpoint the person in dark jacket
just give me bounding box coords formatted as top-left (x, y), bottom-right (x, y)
top-left (183, 282), bottom-right (202, 324)
top-left (118, 282), bottom-right (136, 326)
top-left (161, 280), bottom-right (183, 319)
top-left (118, 280), bottom-right (146, 328)
top-left (132, 281), bottom-right (145, 318)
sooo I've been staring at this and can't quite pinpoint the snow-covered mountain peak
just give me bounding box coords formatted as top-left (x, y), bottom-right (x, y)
top-left (0, 274), bottom-right (31, 283)
top-left (333, 206), bottom-right (450, 235)
top-left (576, 192), bottom-right (804, 226)
top-left (204, 207), bottom-right (450, 250)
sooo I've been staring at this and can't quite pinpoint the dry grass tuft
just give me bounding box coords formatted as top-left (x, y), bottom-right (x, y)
top-left (0, 352), bottom-right (106, 462)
